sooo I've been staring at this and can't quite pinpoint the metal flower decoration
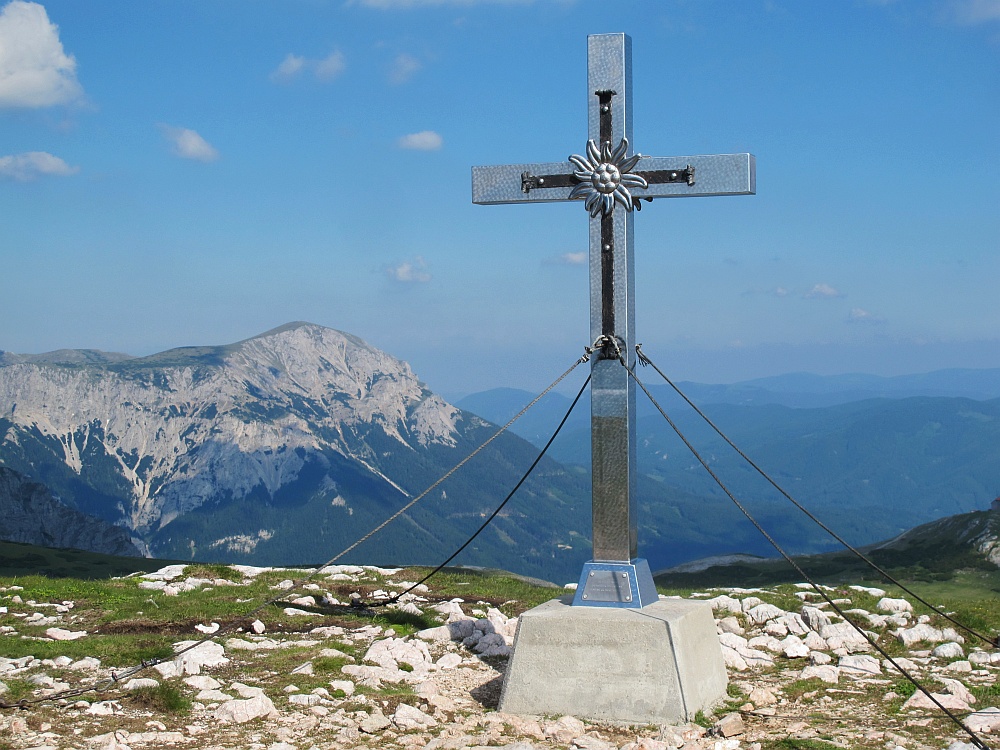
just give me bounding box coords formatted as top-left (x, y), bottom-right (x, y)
top-left (568, 137), bottom-right (648, 217)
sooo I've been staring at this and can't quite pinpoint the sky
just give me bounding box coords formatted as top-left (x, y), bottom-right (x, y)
top-left (1, 0), bottom-right (998, 398)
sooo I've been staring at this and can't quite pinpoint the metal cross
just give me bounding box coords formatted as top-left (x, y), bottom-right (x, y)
top-left (472, 33), bottom-right (755, 608)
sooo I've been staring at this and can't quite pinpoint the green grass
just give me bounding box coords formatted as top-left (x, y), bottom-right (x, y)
top-left (127, 683), bottom-right (191, 714)
top-left (0, 539), bottom-right (180, 579)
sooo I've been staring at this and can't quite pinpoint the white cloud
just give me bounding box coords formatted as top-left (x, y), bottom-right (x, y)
top-left (389, 53), bottom-right (421, 84)
top-left (741, 285), bottom-right (790, 297)
top-left (398, 130), bottom-right (442, 150)
top-left (848, 307), bottom-right (886, 324)
top-left (270, 50), bottom-right (346, 83)
top-left (269, 53), bottom-right (306, 83)
top-left (386, 256), bottom-right (431, 283)
top-left (0, 1), bottom-right (83, 108)
top-left (315, 51), bottom-right (347, 81)
top-left (556, 252), bottom-right (587, 265)
top-left (804, 283), bottom-right (844, 299)
top-left (951, 0), bottom-right (1000, 24)
top-left (159, 125), bottom-right (219, 162)
top-left (0, 150), bottom-right (77, 180)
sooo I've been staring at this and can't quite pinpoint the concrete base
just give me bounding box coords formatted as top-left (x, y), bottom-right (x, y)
top-left (499, 597), bottom-right (727, 724)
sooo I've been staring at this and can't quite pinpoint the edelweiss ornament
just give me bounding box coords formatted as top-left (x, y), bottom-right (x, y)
top-left (568, 137), bottom-right (648, 217)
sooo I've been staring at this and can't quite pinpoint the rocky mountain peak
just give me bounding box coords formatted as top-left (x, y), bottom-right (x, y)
top-left (0, 323), bottom-right (461, 540)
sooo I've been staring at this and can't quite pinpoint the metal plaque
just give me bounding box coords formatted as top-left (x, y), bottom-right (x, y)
top-left (580, 569), bottom-right (633, 604)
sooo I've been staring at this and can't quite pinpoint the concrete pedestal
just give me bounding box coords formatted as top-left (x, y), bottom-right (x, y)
top-left (499, 597), bottom-right (727, 724)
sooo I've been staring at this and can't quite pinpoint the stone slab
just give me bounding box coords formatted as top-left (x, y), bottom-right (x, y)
top-left (499, 596), bottom-right (727, 724)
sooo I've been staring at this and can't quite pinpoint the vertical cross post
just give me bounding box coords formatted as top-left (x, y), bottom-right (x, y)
top-left (472, 33), bottom-right (755, 608)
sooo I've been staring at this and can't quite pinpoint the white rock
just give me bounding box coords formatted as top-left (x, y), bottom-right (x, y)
top-left (945, 659), bottom-right (973, 672)
top-left (781, 635), bottom-right (810, 659)
top-left (329, 679), bottom-right (355, 696)
top-left (799, 665), bottom-right (839, 684)
top-left (838, 654), bottom-right (881, 676)
top-left (849, 585), bottom-right (886, 597)
top-left (763, 620), bottom-right (789, 638)
top-left (393, 702), bottom-right (437, 730)
top-left (776, 612), bottom-right (810, 636)
top-left (283, 608), bottom-right (321, 617)
top-left (364, 637), bottom-right (432, 671)
top-left (902, 691), bottom-right (970, 712)
top-left (720, 647), bottom-right (749, 671)
top-left (747, 635), bottom-right (783, 653)
top-left (44, 627), bottom-right (87, 641)
top-left (820, 621), bottom-right (870, 651)
top-left (196, 689), bottom-right (233, 702)
top-left (932, 642), bottom-right (965, 659)
top-left (184, 675), bottom-right (222, 690)
top-left (215, 693), bottom-right (278, 723)
top-left (436, 653), bottom-right (463, 669)
top-left (809, 651), bottom-right (832, 665)
top-left (803, 631), bottom-right (828, 651)
top-left (876, 597), bottom-right (912, 613)
top-left (707, 595), bottom-right (742, 615)
top-left (965, 707), bottom-right (1000, 733)
top-left (717, 616), bottom-right (744, 636)
top-left (882, 657), bottom-right (920, 673)
top-left (194, 622), bottom-right (220, 634)
top-left (67, 657), bottom-right (101, 671)
top-left (748, 686), bottom-right (777, 707)
top-left (289, 693), bottom-right (321, 706)
top-left (941, 677), bottom-right (976, 705)
top-left (173, 640), bottom-right (229, 675)
top-left (123, 678), bottom-right (160, 691)
top-left (746, 603), bottom-right (785, 626)
top-left (251, 619), bottom-right (266, 634)
top-left (895, 623), bottom-right (948, 647)
top-left (801, 606), bottom-right (832, 632)
top-left (86, 701), bottom-right (122, 715)
top-left (231, 682), bottom-right (266, 698)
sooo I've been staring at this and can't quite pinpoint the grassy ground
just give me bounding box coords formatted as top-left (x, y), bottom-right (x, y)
top-left (1, 542), bottom-right (998, 750)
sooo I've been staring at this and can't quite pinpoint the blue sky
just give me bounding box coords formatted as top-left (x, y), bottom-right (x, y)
top-left (1, 0), bottom-right (997, 397)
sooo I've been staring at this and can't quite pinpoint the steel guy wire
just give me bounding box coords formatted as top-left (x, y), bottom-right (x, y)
top-left (372, 373), bottom-right (592, 608)
top-left (622, 358), bottom-right (993, 750)
top-left (634, 343), bottom-right (999, 649)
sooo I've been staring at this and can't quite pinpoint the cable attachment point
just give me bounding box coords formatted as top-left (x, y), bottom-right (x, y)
top-left (636, 343), bottom-right (652, 367)
top-left (591, 334), bottom-right (625, 362)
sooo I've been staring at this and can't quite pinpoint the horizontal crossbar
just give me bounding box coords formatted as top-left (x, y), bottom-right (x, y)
top-left (473, 153), bottom-right (755, 205)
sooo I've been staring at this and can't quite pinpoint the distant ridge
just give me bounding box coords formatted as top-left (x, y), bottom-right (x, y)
top-left (0, 349), bottom-right (134, 367)
top-left (654, 508), bottom-right (1000, 588)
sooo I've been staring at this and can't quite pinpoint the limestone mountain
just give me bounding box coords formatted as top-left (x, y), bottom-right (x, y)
top-left (0, 466), bottom-right (141, 557)
top-left (0, 323), bottom-right (590, 580)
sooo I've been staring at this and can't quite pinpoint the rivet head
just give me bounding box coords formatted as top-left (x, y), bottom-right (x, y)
top-left (583, 594), bottom-right (588, 599)
top-left (589, 572), bottom-right (595, 577)
top-left (601, 105), bottom-right (609, 113)
top-left (622, 573), bottom-right (628, 578)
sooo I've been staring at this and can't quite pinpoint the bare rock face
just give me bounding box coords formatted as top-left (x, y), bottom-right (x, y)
top-left (0, 323), bottom-right (470, 558)
top-left (0, 467), bottom-right (141, 556)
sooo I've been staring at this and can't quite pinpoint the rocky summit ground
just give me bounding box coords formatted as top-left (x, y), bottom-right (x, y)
top-left (0, 563), bottom-right (998, 750)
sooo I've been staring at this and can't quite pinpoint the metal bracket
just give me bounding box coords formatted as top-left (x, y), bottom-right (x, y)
top-left (639, 164), bottom-right (695, 187)
top-left (521, 170), bottom-right (578, 194)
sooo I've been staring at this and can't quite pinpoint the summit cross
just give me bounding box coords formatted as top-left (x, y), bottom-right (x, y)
top-left (472, 33), bottom-right (755, 608)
